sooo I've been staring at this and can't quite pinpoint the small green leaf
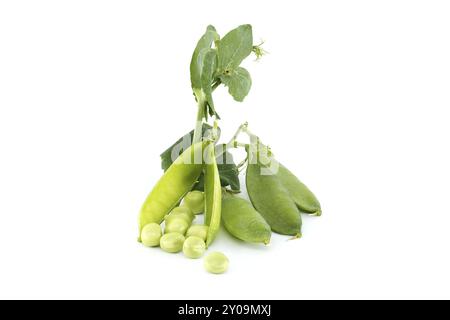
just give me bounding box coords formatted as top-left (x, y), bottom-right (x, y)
top-left (194, 144), bottom-right (240, 191)
top-left (160, 124), bottom-right (216, 171)
top-left (217, 24), bottom-right (253, 73)
top-left (190, 26), bottom-right (219, 90)
top-left (220, 67), bottom-right (252, 102)
top-left (200, 48), bottom-right (220, 119)
top-left (161, 131), bottom-right (240, 191)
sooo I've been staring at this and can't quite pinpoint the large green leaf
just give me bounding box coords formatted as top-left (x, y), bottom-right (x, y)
top-left (190, 26), bottom-right (219, 90)
top-left (220, 67), bottom-right (252, 102)
top-left (217, 24), bottom-right (253, 73)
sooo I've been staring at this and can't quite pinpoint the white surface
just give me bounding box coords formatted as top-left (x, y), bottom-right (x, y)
top-left (1, 1), bottom-right (450, 300)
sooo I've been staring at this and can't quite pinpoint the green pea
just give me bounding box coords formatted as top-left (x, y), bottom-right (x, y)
top-left (204, 252), bottom-right (229, 274)
top-left (276, 163), bottom-right (321, 216)
top-left (183, 191), bottom-right (205, 215)
top-left (186, 225), bottom-right (209, 242)
top-left (183, 236), bottom-right (206, 259)
top-left (140, 223), bottom-right (162, 247)
top-left (138, 141), bottom-right (209, 240)
top-left (204, 145), bottom-right (222, 247)
top-left (165, 206), bottom-right (195, 224)
top-left (160, 233), bottom-right (185, 253)
top-left (246, 148), bottom-right (302, 237)
top-left (164, 217), bottom-right (189, 235)
top-left (221, 193), bottom-right (271, 244)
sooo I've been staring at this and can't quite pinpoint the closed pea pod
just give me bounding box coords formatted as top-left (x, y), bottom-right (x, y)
top-left (246, 147), bottom-right (302, 237)
top-left (277, 163), bottom-right (322, 216)
top-left (138, 141), bottom-right (208, 239)
top-left (204, 143), bottom-right (222, 247)
top-left (221, 193), bottom-right (271, 244)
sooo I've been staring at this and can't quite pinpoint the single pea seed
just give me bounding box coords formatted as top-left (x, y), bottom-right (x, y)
top-left (164, 217), bottom-right (189, 235)
top-left (183, 236), bottom-right (206, 259)
top-left (183, 191), bottom-right (205, 215)
top-left (172, 205), bottom-right (194, 216)
top-left (140, 223), bottom-right (162, 247)
top-left (204, 252), bottom-right (229, 274)
top-left (160, 233), bottom-right (185, 253)
top-left (166, 206), bottom-right (195, 224)
top-left (186, 225), bottom-right (209, 242)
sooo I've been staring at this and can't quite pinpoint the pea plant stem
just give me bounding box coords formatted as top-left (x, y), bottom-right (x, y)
top-left (211, 80), bottom-right (221, 91)
top-left (225, 122), bottom-right (248, 150)
top-left (192, 89), bottom-right (206, 144)
top-left (231, 122), bottom-right (248, 141)
top-left (242, 125), bottom-right (259, 142)
top-left (192, 85), bottom-right (223, 145)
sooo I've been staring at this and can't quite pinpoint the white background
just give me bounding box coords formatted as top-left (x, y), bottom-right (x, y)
top-left (1, 1), bottom-right (449, 300)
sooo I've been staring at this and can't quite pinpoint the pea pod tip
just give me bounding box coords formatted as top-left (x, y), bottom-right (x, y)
top-left (288, 233), bottom-right (302, 241)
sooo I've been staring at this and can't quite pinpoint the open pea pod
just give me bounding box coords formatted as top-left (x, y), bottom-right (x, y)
top-left (204, 143), bottom-right (222, 247)
top-left (138, 141), bottom-right (209, 240)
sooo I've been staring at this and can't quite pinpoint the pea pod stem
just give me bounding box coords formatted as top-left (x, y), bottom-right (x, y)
top-left (237, 156), bottom-right (248, 172)
top-left (242, 124), bottom-right (258, 141)
top-left (228, 122), bottom-right (248, 144)
top-left (224, 122), bottom-right (259, 151)
top-left (227, 141), bottom-right (249, 149)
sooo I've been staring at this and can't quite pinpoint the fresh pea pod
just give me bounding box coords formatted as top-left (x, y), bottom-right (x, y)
top-left (138, 141), bottom-right (208, 239)
top-left (277, 163), bottom-right (322, 216)
top-left (221, 192), bottom-right (271, 244)
top-left (246, 149), bottom-right (302, 237)
top-left (204, 143), bottom-right (222, 247)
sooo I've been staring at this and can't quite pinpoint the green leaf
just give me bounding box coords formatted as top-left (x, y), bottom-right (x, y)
top-left (220, 67), bottom-right (252, 102)
top-left (190, 25), bottom-right (219, 90)
top-left (200, 48), bottom-right (220, 119)
top-left (161, 134), bottom-right (240, 191)
top-left (160, 124), bottom-right (216, 171)
top-left (194, 144), bottom-right (240, 191)
top-left (217, 24), bottom-right (253, 73)
top-left (217, 145), bottom-right (241, 191)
